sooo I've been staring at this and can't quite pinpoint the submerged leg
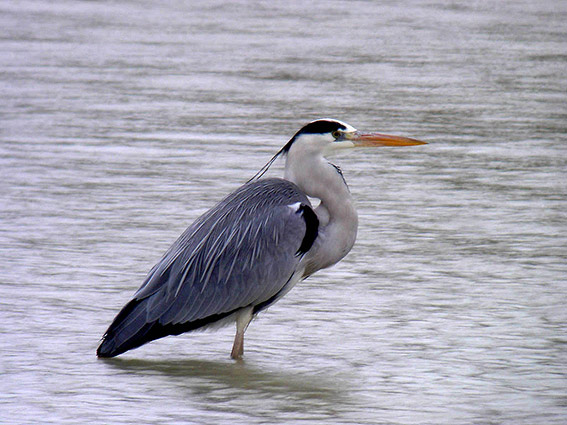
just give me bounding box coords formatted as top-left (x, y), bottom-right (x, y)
top-left (231, 306), bottom-right (253, 360)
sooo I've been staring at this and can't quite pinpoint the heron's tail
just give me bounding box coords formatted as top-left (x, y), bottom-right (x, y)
top-left (96, 298), bottom-right (237, 357)
top-left (96, 299), bottom-right (161, 358)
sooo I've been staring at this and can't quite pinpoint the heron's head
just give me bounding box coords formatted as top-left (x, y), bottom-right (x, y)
top-left (282, 118), bottom-right (426, 156)
top-left (250, 118), bottom-right (426, 181)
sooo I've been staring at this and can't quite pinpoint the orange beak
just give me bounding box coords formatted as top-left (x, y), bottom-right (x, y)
top-left (349, 132), bottom-right (427, 147)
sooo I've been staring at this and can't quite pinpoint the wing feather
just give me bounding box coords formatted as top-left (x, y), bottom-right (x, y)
top-left (97, 178), bottom-right (319, 357)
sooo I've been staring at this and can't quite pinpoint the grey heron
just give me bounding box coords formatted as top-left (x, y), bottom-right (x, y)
top-left (97, 119), bottom-right (426, 359)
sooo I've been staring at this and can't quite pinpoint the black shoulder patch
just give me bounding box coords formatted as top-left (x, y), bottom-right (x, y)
top-left (296, 204), bottom-right (319, 256)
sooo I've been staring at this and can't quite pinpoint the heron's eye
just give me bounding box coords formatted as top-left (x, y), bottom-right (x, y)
top-left (332, 131), bottom-right (342, 139)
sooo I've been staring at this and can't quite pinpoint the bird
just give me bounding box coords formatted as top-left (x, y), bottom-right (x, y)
top-left (96, 118), bottom-right (426, 360)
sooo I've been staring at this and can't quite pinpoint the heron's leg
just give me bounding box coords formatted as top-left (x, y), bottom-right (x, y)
top-left (231, 306), bottom-right (253, 360)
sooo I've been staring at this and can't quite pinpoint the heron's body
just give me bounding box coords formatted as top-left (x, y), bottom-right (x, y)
top-left (97, 119), bottom-right (425, 359)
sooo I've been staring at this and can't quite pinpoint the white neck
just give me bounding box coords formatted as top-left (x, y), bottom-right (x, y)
top-left (284, 145), bottom-right (358, 274)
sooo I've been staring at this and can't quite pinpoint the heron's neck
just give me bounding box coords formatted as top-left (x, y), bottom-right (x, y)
top-left (284, 150), bottom-right (358, 271)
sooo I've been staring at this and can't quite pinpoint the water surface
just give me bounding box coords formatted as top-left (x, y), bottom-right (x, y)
top-left (1, 1), bottom-right (566, 424)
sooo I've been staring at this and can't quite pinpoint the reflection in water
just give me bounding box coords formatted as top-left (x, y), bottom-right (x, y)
top-left (105, 357), bottom-right (339, 397)
top-left (102, 357), bottom-right (348, 420)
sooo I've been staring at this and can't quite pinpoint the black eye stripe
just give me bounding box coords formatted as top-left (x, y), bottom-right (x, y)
top-left (282, 119), bottom-right (349, 153)
top-left (297, 120), bottom-right (347, 135)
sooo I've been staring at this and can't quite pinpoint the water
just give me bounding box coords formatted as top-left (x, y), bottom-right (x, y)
top-left (1, 1), bottom-right (566, 424)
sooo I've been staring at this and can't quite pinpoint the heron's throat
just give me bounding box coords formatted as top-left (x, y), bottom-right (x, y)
top-left (284, 151), bottom-right (358, 273)
top-left (284, 152), bottom-right (350, 208)
top-left (287, 150), bottom-right (357, 221)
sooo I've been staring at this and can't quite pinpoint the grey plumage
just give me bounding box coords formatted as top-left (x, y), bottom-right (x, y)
top-left (97, 178), bottom-right (317, 357)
